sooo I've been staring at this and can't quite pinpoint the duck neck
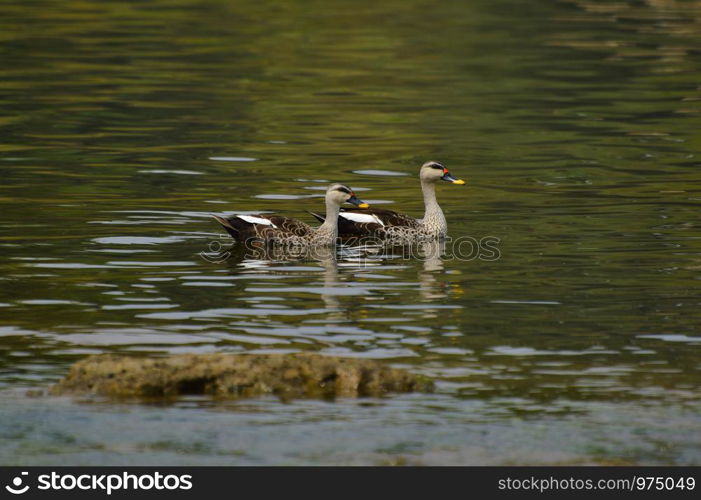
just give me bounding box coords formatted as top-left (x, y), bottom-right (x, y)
top-left (421, 180), bottom-right (447, 235)
top-left (316, 199), bottom-right (340, 244)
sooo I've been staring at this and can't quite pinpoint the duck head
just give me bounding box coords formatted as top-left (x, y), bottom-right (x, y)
top-left (420, 161), bottom-right (465, 185)
top-left (326, 183), bottom-right (369, 208)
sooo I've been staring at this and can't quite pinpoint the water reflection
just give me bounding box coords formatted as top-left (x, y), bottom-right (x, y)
top-left (417, 240), bottom-right (448, 301)
top-left (217, 240), bottom-right (455, 310)
top-left (319, 247), bottom-right (342, 313)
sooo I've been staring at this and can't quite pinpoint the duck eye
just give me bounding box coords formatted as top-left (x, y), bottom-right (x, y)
top-left (430, 163), bottom-right (444, 170)
top-left (336, 187), bottom-right (351, 194)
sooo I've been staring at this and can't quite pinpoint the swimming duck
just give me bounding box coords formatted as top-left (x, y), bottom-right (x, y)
top-left (310, 161), bottom-right (464, 243)
top-left (212, 183), bottom-right (368, 246)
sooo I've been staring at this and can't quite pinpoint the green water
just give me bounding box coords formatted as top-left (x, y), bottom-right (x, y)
top-left (0, 0), bottom-right (700, 465)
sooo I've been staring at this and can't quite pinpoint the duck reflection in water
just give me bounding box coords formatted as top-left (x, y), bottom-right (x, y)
top-left (212, 243), bottom-right (347, 314)
top-left (209, 239), bottom-right (457, 319)
top-left (417, 240), bottom-right (450, 302)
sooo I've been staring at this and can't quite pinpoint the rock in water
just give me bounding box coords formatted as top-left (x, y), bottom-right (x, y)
top-left (51, 353), bottom-right (434, 401)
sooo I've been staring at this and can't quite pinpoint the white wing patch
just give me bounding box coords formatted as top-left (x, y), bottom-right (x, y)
top-left (340, 212), bottom-right (385, 226)
top-left (236, 215), bottom-right (278, 228)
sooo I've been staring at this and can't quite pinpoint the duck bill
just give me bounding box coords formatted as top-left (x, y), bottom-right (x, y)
top-left (441, 170), bottom-right (465, 185)
top-left (348, 195), bottom-right (369, 209)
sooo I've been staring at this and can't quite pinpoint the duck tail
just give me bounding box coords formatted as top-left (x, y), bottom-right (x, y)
top-left (306, 210), bottom-right (326, 223)
top-left (211, 214), bottom-right (240, 239)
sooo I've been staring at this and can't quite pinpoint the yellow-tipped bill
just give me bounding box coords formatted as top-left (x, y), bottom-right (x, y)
top-left (347, 193), bottom-right (369, 208)
top-left (441, 170), bottom-right (465, 185)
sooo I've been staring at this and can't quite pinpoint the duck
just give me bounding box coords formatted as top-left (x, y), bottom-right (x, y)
top-left (309, 161), bottom-right (464, 243)
top-left (212, 183), bottom-right (368, 247)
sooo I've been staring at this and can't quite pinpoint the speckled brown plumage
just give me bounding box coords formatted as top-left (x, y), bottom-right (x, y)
top-left (310, 161), bottom-right (465, 245)
top-left (213, 183), bottom-right (367, 247)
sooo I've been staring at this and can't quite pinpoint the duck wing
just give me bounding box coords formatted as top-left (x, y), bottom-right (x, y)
top-left (330, 208), bottom-right (418, 239)
top-left (309, 208), bottom-right (418, 227)
top-left (307, 207), bottom-right (419, 238)
top-left (213, 214), bottom-right (313, 242)
top-left (265, 215), bottom-right (314, 237)
top-left (341, 208), bottom-right (419, 227)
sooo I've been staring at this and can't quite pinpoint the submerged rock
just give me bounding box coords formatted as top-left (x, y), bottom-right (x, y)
top-left (51, 353), bottom-right (434, 401)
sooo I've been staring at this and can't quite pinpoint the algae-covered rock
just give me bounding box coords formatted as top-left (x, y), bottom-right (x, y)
top-left (51, 353), bottom-right (434, 401)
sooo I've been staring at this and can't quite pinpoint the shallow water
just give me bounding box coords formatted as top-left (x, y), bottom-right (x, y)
top-left (1, 0), bottom-right (700, 465)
